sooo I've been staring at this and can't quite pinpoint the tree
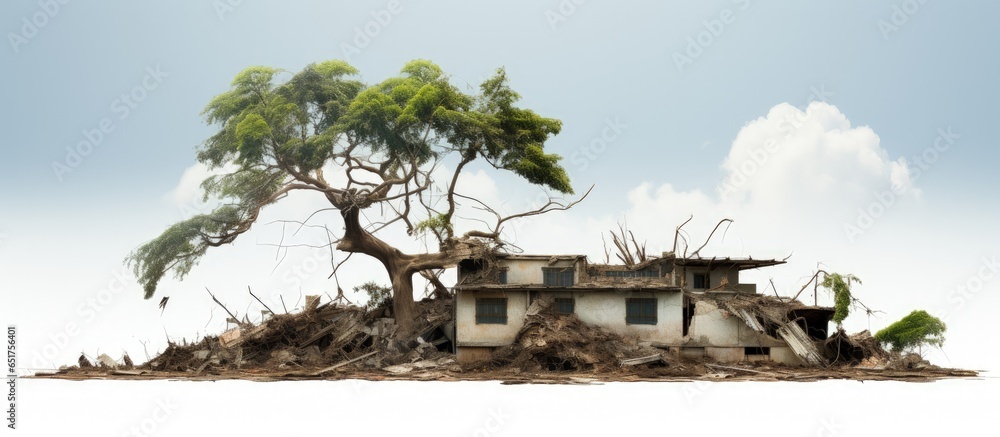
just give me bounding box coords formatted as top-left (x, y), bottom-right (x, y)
top-left (125, 59), bottom-right (584, 334)
top-left (820, 272), bottom-right (862, 327)
top-left (874, 310), bottom-right (947, 354)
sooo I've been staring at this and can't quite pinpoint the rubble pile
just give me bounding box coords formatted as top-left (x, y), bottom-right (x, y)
top-left (488, 300), bottom-right (667, 372)
top-left (136, 296), bottom-right (456, 375)
top-left (824, 329), bottom-right (889, 366)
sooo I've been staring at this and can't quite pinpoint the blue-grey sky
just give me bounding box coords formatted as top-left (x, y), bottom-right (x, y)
top-left (2, 1), bottom-right (999, 372)
top-left (3, 1), bottom-right (997, 208)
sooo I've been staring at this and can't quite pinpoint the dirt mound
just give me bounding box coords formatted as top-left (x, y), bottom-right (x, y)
top-left (487, 300), bottom-right (666, 372)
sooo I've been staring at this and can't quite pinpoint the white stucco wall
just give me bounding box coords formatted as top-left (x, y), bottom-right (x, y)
top-left (503, 259), bottom-right (580, 285)
top-left (456, 289), bottom-right (684, 346)
top-left (456, 290), bottom-right (529, 347)
top-left (770, 347), bottom-right (804, 365)
top-left (567, 291), bottom-right (684, 344)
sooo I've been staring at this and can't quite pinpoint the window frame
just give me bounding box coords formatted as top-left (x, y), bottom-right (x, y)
top-left (554, 297), bottom-right (575, 314)
top-left (475, 297), bottom-right (508, 324)
top-left (625, 297), bottom-right (658, 325)
top-left (543, 267), bottom-right (575, 287)
top-left (692, 272), bottom-right (709, 289)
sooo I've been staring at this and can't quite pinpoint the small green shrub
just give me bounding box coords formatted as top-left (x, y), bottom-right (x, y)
top-left (874, 310), bottom-right (947, 352)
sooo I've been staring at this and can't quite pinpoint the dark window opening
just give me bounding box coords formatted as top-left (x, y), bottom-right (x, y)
top-left (498, 269), bottom-right (508, 284)
top-left (543, 268), bottom-right (575, 286)
top-left (554, 298), bottom-right (575, 314)
top-left (626, 298), bottom-right (657, 325)
top-left (475, 297), bottom-right (508, 324)
top-left (790, 311), bottom-right (831, 341)
top-left (693, 273), bottom-right (709, 289)
top-left (682, 299), bottom-right (695, 336)
top-left (745, 347), bottom-right (770, 356)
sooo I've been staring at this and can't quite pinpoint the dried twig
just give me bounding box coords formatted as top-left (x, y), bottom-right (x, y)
top-left (247, 286), bottom-right (275, 315)
top-left (205, 287), bottom-right (241, 326)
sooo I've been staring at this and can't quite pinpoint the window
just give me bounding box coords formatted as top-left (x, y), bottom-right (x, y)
top-left (693, 273), bottom-right (709, 289)
top-left (498, 269), bottom-right (508, 284)
top-left (554, 298), bottom-right (575, 314)
top-left (603, 270), bottom-right (659, 278)
top-left (626, 298), bottom-right (657, 325)
top-left (543, 268), bottom-right (575, 286)
top-left (745, 347), bottom-right (770, 356)
top-left (475, 298), bottom-right (508, 324)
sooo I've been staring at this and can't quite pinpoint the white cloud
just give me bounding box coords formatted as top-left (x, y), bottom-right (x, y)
top-left (511, 102), bottom-right (918, 261)
top-left (164, 162), bottom-right (238, 219)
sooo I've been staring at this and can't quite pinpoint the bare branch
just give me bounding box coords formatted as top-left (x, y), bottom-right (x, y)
top-left (690, 218), bottom-right (734, 258)
top-left (672, 215), bottom-right (693, 255)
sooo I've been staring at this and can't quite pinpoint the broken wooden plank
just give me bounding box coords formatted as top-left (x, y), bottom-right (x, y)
top-left (723, 302), bottom-right (766, 333)
top-left (311, 351), bottom-right (377, 376)
top-left (620, 354), bottom-right (665, 367)
top-left (298, 315), bottom-right (348, 348)
top-left (705, 363), bottom-right (782, 377)
top-left (777, 321), bottom-right (826, 366)
top-left (110, 369), bottom-right (148, 376)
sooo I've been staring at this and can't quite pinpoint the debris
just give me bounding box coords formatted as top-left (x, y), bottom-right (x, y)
top-left (96, 353), bottom-right (118, 369)
top-left (705, 363), bottom-right (783, 377)
top-left (490, 300), bottom-right (666, 372)
top-left (824, 329), bottom-right (887, 365)
top-left (777, 321), bottom-right (826, 366)
top-left (382, 364), bottom-right (413, 374)
top-left (219, 328), bottom-right (242, 347)
top-left (311, 351), bottom-right (378, 376)
top-left (620, 354), bottom-right (667, 367)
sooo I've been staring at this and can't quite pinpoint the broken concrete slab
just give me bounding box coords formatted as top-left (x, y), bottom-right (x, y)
top-left (777, 322), bottom-right (826, 366)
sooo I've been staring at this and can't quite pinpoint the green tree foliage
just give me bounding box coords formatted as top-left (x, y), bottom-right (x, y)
top-left (820, 273), bottom-right (862, 326)
top-left (354, 281), bottom-right (393, 311)
top-left (125, 60), bottom-right (576, 328)
top-left (874, 310), bottom-right (947, 352)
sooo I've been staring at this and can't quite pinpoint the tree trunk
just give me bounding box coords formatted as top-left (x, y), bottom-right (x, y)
top-left (336, 205), bottom-right (459, 335)
top-left (387, 263), bottom-right (416, 334)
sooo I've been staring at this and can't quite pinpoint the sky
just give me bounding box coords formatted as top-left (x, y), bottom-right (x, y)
top-left (2, 0), bottom-right (999, 381)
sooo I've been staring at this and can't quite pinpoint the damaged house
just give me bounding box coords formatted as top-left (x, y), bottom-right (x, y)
top-left (454, 253), bottom-right (833, 366)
